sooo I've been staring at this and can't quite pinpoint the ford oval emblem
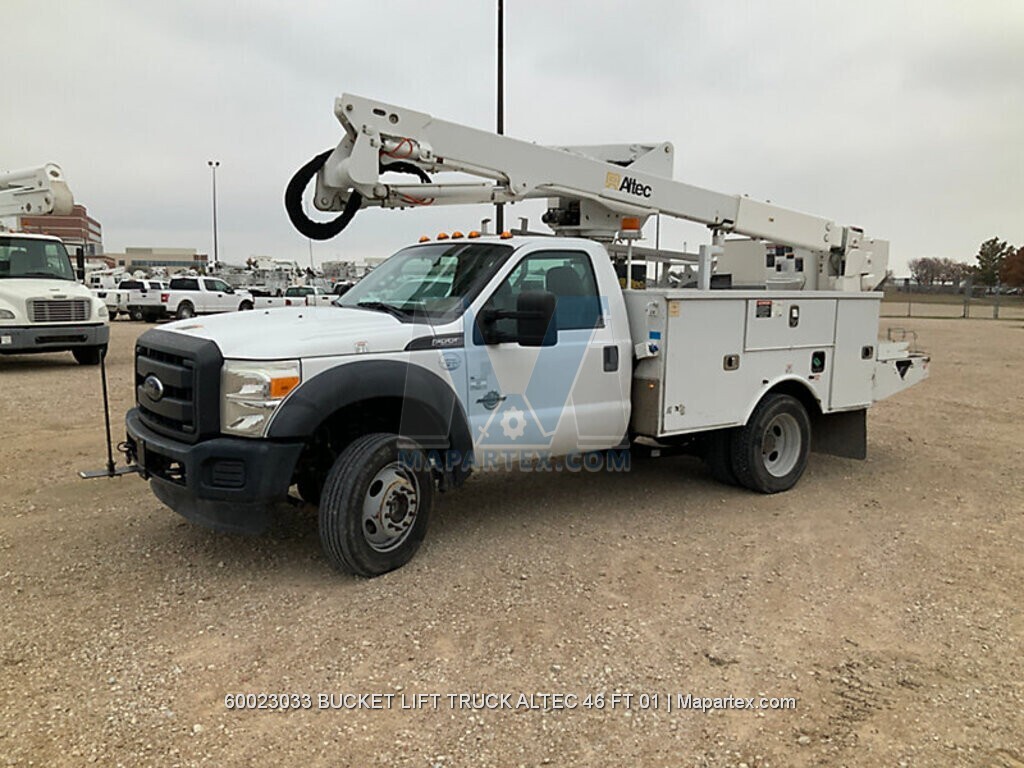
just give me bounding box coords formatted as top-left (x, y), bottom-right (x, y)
top-left (143, 375), bottom-right (165, 402)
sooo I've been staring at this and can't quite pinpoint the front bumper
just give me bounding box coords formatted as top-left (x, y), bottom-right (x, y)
top-left (126, 408), bottom-right (304, 534)
top-left (0, 323), bottom-right (109, 353)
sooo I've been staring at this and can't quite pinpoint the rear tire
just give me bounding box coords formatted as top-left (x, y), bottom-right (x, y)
top-left (731, 394), bottom-right (811, 494)
top-left (72, 345), bottom-right (106, 366)
top-left (129, 307), bottom-right (144, 321)
top-left (239, 300), bottom-right (253, 311)
top-left (176, 301), bottom-right (195, 320)
top-left (319, 433), bottom-right (433, 577)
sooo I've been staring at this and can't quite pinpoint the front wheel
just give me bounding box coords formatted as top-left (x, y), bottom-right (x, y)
top-left (319, 433), bottom-right (433, 577)
top-left (731, 394), bottom-right (811, 493)
top-left (72, 345), bottom-right (106, 366)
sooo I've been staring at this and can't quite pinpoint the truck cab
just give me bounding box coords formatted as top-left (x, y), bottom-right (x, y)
top-left (0, 232), bottom-right (110, 364)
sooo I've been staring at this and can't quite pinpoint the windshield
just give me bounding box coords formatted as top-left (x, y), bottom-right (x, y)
top-left (337, 242), bottom-right (512, 322)
top-left (0, 237), bottom-right (76, 281)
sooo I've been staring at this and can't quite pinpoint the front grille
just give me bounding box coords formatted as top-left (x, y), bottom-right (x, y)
top-left (28, 299), bottom-right (90, 323)
top-left (135, 330), bottom-right (222, 444)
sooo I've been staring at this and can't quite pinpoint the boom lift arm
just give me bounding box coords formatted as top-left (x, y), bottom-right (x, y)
top-left (0, 163), bottom-right (74, 219)
top-left (286, 94), bottom-right (886, 290)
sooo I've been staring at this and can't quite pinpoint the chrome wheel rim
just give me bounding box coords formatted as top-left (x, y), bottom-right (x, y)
top-left (761, 413), bottom-right (801, 477)
top-left (361, 462), bottom-right (419, 552)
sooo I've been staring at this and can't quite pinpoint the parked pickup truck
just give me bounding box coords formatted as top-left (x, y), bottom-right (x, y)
top-left (157, 277), bottom-right (254, 320)
top-left (118, 278), bottom-right (168, 322)
top-left (253, 285), bottom-right (338, 310)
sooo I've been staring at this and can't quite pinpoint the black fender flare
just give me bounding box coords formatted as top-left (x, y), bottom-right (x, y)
top-left (267, 359), bottom-right (473, 473)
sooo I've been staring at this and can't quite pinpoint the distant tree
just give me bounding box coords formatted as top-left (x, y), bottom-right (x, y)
top-left (1001, 245), bottom-right (1024, 288)
top-left (908, 257), bottom-right (938, 286)
top-left (974, 238), bottom-right (1014, 286)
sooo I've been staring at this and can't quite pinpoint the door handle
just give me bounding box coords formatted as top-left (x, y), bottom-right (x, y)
top-left (603, 345), bottom-right (619, 372)
top-left (476, 392), bottom-right (506, 410)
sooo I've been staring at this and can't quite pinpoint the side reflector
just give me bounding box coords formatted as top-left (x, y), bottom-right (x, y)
top-left (621, 217), bottom-right (641, 231)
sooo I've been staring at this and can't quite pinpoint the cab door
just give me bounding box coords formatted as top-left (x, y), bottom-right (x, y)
top-left (465, 247), bottom-right (629, 460)
top-left (202, 278), bottom-right (233, 312)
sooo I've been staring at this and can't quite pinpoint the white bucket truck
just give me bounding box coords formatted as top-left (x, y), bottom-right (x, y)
top-left (1, 165), bottom-right (109, 364)
top-left (122, 95), bottom-right (927, 576)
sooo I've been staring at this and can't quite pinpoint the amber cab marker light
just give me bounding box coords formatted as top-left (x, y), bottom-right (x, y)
top-left (437, 232), bottom-right (450, 240)
top-left (468, 230), bottom-right (481, 238)
top-left (418, 235), bottom-right (430, 243)
top-left (451, 231), bottom-right (464, 238)
top-left (270, 376), bottom-right (301, 399)
top-left (499, 231), bottom-right (513, 239)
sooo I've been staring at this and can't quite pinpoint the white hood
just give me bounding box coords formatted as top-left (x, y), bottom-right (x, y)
top-left (163, 305), bottom-right (434, 359)
top-left (0, 278), bottom-right (93, 302)
top-left (0, 278), bottom-right (98, 317)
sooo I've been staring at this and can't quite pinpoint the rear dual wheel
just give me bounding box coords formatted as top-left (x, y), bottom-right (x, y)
top-left (731, 394), bottom-right (810, 493)
top-left (704, 394), bottom-right (810, 494)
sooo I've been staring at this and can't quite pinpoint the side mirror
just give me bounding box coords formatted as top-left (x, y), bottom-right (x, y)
top-left (516, 291), bottom-right (557, 347)
top-left (225, 286), bottom-right (235, 294)
top-left (75, 247), bottom-right (85, 282)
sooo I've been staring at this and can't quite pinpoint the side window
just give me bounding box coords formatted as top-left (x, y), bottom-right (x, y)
top-left (479, 250), bottom-right (601, 342)
top-left (203, 279), bottom-right (220, 291)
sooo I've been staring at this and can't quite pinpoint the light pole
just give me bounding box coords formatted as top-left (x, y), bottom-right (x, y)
top-left (207, 160), bottom-right (220, 267)
top-left (495, 0), bottom-right (504, 233)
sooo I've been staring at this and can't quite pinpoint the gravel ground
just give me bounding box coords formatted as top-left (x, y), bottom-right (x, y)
top-left (1, 318), bottom-right (1022, 767)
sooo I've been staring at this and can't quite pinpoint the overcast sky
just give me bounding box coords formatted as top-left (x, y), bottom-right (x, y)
top-left (4, 0), bottom-right (1022, 274)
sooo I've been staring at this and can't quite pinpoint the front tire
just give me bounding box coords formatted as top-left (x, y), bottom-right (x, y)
top-left (731, 394), bottom-right (811, 493)
top-left (319, 433), bottom-right (433, 577)
top-left (72, 345), bottom-right (106, 366)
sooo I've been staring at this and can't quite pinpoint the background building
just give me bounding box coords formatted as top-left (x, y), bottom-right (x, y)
top-left (16, 203), bottom-right (103, 257)
top-left (104, 247), bottom-right (208, 273)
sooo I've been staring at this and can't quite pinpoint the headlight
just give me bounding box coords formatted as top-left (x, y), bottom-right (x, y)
top-left (221, 360), bottom-right (302, 437)
top-left (0, 309), bottom-right (14, 320)
top-left (98, 305), bottom-right (109, 318)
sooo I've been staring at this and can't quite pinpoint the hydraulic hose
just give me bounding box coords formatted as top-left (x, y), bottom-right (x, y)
top-left (284, 150), bottom-right (432, 241)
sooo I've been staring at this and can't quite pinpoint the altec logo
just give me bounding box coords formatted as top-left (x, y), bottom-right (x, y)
top-left (604, 171), bottom-right (652, 199)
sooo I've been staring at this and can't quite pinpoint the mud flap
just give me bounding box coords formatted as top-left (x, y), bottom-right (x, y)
top-left (811, 408), bottom-right (867, 460)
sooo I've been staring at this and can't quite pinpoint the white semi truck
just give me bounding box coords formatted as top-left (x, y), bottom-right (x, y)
top-left (1, 165), bottom-right (110, 364)
top-left (123, 94), bottom-right (927, 577)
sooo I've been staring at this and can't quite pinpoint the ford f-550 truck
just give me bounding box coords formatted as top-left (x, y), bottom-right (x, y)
top-left (122, 94), bottom-right (928, 577)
